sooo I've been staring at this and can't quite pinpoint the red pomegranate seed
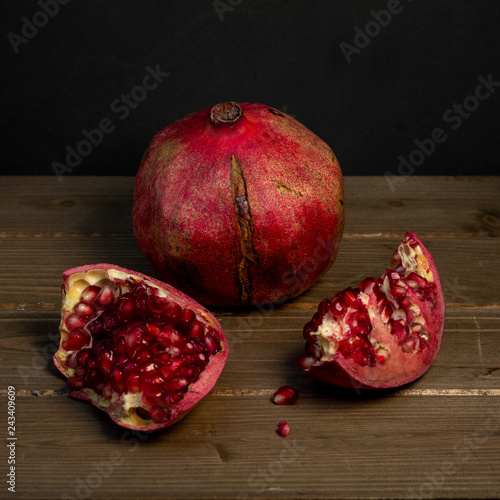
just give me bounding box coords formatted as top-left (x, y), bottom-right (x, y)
top-left (117, 297), bottom-right (136, 322)
top-left (272, 385), bottom-right (299, 405)
top-left (74, 301), bottom-right (95, 318)
top-left (124, 327), bottom-right (143, 352)
top-left (145, 322), bottom-right (161, 337)
top-left (337, 339), bottom-right (352, 358)
top-left (62, 330), bottom-right (91, 351)
top-left (100, 309), bottom-right (118, 333)
top-left (164, 377), bottom-right (189, 391)
top-left (146, 294), bottom-right (169, 314)
top-left (85, 355), bottom-right (97, 371)
top-left (188, 321), bottom-right (204, 338)
top-left (65, 313), bottom-right (87, 331)
top-left (143, 373), bottom-right (165, 387)
top-left (96, 349), bottom-right (114, 375)
top-left (135, 293), bottom-right (148, 317)
top-left (305, 342), bottom-right (321, 357)
top-left (178, 309), bottom-right (195, 325)
top-left (157, 326), bottom-right (183, 346)
top-left (276, 421), bottom-right (290, 437)
top-left (86, 367), bottom-right (105, 393)
top-left (204, 333), bottom-right (221, 354)
top-left (318, 298), bottom-right (331, 318)
top-left (160, 358), bottom-right (184, 379)
top-left (140, 361), bottom-right (158, 373)
top-left (132, 346), bottom-right (153, 364)
top-left (346, 310), bottom-right (371, 335)
top-left (67, 376), bottom-right (85, 391)
top-left (359, 276), bottom-right (375, 293)
top-left (342, 287), bottom-right (357, 306)
top-left (124, 371), bottom-right (142, 393)
top-left (95, 284), bottom-right (114, 306)
top-left (142, 386), bottom-right (165, 406)
top-left (102, 381), bottom-right (115, 399)
top-left (381, 302), bottom-right (393, 323)
top-left (163, 300), bottom-right (181, 322)
top-left (110, 366), bottom-right (125, 393)
top-left (330, 298), bottom-right (347, 318)
top-left (303, 322), bottom-right (317, 342)
top-left (296, 355), bottom-right (317, 372)
top-left (310, 312), bottom-right (322, 329)
top-left (353, 351), bottom-right (370, 367)
top-left (66, 351), bottom-right (79, 369)
top-left (122, 360), bottom-right (137, 374)
top-left (80, 285), bottom-right (100, 304)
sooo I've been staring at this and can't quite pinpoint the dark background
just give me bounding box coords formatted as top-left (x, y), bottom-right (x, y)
top-left (2, 0), bottom-right (500, 177)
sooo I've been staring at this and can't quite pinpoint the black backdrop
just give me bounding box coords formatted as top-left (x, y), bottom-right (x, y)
top-left (2, 0), bottom-right (500, 177)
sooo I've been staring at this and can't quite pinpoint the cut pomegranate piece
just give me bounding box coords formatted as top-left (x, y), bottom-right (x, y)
top-left (53, 264), bottom-right (229, 431)
top-left (297, 232), bottom-right (445, 389)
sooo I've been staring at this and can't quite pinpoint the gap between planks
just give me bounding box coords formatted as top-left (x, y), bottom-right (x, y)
top-left (2, 388), bottom-right (500, 397)
top-left (0, 231), bottom-right (497, 239)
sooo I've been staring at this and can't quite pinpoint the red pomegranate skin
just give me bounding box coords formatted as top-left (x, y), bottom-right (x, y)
top-left (133, 102), bottom-right (344, 306)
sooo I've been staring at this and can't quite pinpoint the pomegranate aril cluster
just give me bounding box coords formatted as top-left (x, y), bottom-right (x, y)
top-left (302, 265), bottom-right (437, 369)
top-left (63, 279), bottom-right (221, 423)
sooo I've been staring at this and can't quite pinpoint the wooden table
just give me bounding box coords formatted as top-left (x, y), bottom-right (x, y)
top-left (1, 176), bottom-right (499, 499)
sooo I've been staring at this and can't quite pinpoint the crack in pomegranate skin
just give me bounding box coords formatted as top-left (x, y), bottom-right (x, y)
top-left (230, 154), bottom-right (258, 305)
top-left (297, 232), bottom-right (445, 389)
top-left (54, 264), bottom-right (229, 431)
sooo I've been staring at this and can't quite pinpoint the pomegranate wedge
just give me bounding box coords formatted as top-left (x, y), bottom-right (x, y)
top-left (297, 233), bottom-right (445, 389)
top-left (54, 264), bottom-right (229, 431)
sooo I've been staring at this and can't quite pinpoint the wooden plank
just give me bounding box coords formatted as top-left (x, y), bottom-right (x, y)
top-left (6, 395), bottom-right (500, 499)
top-left (0, 176), bottom-right (499, 236)
top-left (1, 175), bottom-right (499, 499)
top-left (0, 236), bottom-right (497, 308)
top-left (2, 309), bottom-right (499, 393)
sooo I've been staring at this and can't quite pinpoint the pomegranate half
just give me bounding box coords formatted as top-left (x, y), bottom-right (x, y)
top-left (297, 232), bottom-right (445, 389)
top-left (133, 101), bottom-right (344, 306)
top-left (53, 264), bottom-right (229, 431)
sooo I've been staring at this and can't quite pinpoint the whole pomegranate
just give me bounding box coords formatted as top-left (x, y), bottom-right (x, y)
top-left (53, 264), bottom-right (229, 431)
top-left (133, 102), bottom-right (344, 306)
top-left (297, 233), bottom-right (445, 389)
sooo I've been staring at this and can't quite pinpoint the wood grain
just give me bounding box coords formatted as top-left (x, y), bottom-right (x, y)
top-left (1, 176), bottom-right (499, 499)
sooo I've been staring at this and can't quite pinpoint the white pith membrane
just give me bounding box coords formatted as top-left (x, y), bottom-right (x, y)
top-left (308, 236), bottom-right (437, 372)
top-left (55, 268), bottom-right (223, 429)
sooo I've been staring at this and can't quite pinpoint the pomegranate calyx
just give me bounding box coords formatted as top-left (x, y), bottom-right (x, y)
top-left (209, 101), bottom-right (243, 125)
